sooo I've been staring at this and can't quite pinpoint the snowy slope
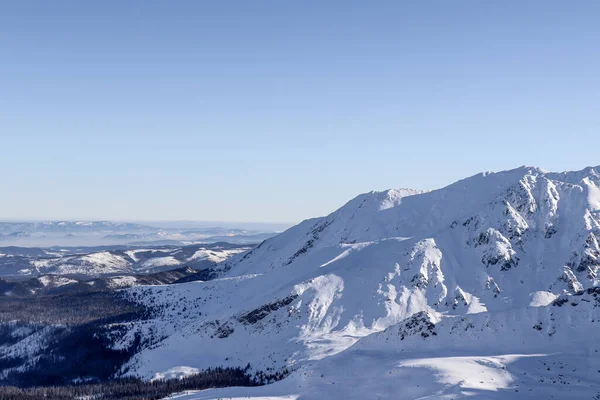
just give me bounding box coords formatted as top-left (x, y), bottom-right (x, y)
top-left (87, 166), bottom-right (600, 397)
top-left (166, 287), bottom-right (600, 399)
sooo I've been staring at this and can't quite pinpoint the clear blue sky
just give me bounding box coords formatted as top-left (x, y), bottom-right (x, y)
top-left (1, 1), bottom-right (599, 223)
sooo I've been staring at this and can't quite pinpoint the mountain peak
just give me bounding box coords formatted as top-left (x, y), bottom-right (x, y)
top-left (109, 165), bottom-right (600, 400)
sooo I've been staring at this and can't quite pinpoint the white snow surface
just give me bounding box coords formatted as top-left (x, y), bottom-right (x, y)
top-left (37, 275), bottom-right (77, 288)
top-left (113, 166), bottom-right (600, 399)
top-left (140, 256), bottom-right (180, 269)
top-left (188, 248), bottom-right (248, 263)
top-left (20, 246), bottom-right (247, 277)
top-left (30, 251), bottom-right (131, 276)
top-left (106, 275), bottom-right (139, 289)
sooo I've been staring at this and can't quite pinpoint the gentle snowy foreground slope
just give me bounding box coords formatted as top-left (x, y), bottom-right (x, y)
top-left (115, 166), bottom-right (600, 399)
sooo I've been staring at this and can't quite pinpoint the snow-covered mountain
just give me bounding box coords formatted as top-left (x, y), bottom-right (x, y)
top-left (3, 166), bottom-right (600, 399)
top-left (0, 266), bottom-right (200, 297)
top-left (0, 243), bottom-right (250, 278)
top-left (117, 165), bottom-right (600, 399)
top-left (0, 221), bottom-right (153, 233)
top-left (0, 221), bottom-right (279, 247)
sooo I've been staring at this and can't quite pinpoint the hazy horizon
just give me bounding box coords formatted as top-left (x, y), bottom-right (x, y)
top-left (0, 218), bottom-right (292, 229)
top-left (1, 163), bottom-right (599, 222)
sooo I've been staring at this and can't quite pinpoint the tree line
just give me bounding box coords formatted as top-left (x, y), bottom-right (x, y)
top-left (0, 366), bottom-right (256, 399)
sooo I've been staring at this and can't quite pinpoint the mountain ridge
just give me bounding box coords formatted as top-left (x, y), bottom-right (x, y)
top-left (147, 165), bottom-right (600, 399)
top-left (3, 165), bottom-right (600, 399)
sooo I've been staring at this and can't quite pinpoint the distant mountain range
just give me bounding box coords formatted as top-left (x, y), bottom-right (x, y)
top-left (0, 266), bottom-right (200, 297)
top-left (0, 242), bottom-right (250, 278)
top-left (0, 221), bottom-right (153, 233)
top-left (0, 221), bottom-right (282, 247)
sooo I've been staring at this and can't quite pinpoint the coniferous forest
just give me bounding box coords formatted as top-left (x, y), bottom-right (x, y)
top-left (0, 367), bottom-right (255, 399)
top-left (0, 288), bottom-right (268, 398)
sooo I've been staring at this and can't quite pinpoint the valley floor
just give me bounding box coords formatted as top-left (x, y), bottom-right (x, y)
top-left (164, 350), bottom-right (600, 400)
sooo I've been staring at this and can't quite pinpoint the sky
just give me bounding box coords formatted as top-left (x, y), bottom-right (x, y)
top-left (1, 1), bottom-right (599, 223)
